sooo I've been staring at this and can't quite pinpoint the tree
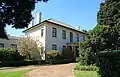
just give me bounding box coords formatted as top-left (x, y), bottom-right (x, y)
top-left (0, 0), bottom-right (48, 39)
top-left (78, 0), bottom-right (120, 65)
top-left (17, 36), bottom-right (42, 60)
top-left (97, 0), bottom-right (120, 26)
top-left (82, 29), bottom-right (88, 34)
top-left (79, 25), bottom-right (120, 65)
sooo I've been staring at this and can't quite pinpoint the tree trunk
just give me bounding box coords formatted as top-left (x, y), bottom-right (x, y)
top-left (28, 53), bottom-right (32, 60)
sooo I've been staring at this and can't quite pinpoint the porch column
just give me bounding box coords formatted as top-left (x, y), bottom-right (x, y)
top-left (72, 46), bottom-right (76, 57)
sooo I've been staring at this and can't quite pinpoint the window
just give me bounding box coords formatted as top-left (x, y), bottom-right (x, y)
top-left (52, 44), bottom-right (57, 50)
top-left (52, 28), bottom-right (57, 37)
top-left (63, 45), bottom-right (66, 51)
top-left (76, 34), bottom-right (79, 42)
top-left (70, 32), bottom-right (73, 42)
top-left (83, 35), bottom-right (85, 41)
top-left (0, 43), bottom-right (4, 48)
top-left (10, 44), bottom-right (17, 48)
top-left (62, 30), bottom-right (66, 39)
top-left (41, 29), bottom-right (44, 36)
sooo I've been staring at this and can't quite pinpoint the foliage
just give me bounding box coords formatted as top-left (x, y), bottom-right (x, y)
top-left (74, 70), bottom-right (98, 77)
top-left (45, 59), bottom-right (73, 65)
top-left (0, 60), bottom-right (39, 67)
top-left (74, 63), bottom-right (98, 71)
top-left (17, 36), bottom-right (41, 60)
top-left (46, 50), bottom-right (60, 60)
top-left (62, 47), bottom-right (74, 59)
top-left (97, 0), bottom-right (120, 27)
top-left (97, 51), bottom-right (120, 77)
top-left (78, 0), bottom-right (120, 66)
top-left (79, 25), bottom-right (120, 65)
top-left (0, 0), bottom-right (48, 39)
top-left (82, 29), bottom-right (88, 34)
top-left (0, 70), bottom-right (30, 77)
top-left (0, 48), bottom-right (24, 61)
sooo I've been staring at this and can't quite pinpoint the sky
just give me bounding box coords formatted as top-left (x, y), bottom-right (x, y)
top-left (6, 0), bottom-right (103, 36)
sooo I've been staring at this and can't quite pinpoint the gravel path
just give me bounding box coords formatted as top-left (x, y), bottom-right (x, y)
top-left (26, 63), bottom-right (75, 77)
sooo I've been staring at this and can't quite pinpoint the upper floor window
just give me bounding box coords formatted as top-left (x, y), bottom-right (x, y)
top-left (52, 28), bottom-right (57, 37)
top-left (62, 30), bottom-right (66, 39)
top-left (0, 43), bottom-right (4, 48)
top-left (83, 35), bottom-right (85, 41)
top-left (41, 29), bottom-right (44, 36)
top-left (52, 44), bottom-right (57, 50)
top-left (76, 34), bottom-right (79, 42)
top-left (70, 32), bottom-right (73, 42)
top-left (10, 44), bottom-right (17, 48)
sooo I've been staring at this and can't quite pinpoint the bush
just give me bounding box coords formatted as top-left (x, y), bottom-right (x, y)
top-left (78, 47), bottom-right (97, 65)
top-left (0, 60), bottom-right (41, 67)
top-left (45, 59), bottom-right (72, 65)
top-left (0, 48), bottom-right (24, 61)
top-left (46, 50), bottom-right (60, 60)
top-left (62, 47), bottom-right (74, 59)
top-left (74, 63), bottom-right (97, 71)
top-left (97, 51), bottom-right (120, 77)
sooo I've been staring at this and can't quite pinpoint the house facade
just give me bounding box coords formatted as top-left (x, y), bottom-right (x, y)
top-left (0, 36), bottom-right (18, 48)
top-left (24, 18), bottom-right (87, 56)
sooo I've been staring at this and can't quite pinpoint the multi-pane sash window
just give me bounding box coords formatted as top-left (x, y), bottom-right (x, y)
top-left (76, 34), bottom-right (79, 42)
top-left (0, 43), bottom-right (4, 48)
top-left (52, 28), bottom-right (57, 37)
top-left (62, 30), bottom-right (66, 39)
top-left (70, 32), bottom-right (73, 42)
top-left (10, 44), bottom-right (17, 48)
top-left (52, 44), bottom-right (57, 50)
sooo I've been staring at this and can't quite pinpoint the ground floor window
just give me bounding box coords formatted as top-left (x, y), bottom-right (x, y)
top-left (0, 43), bottom-right (4, 48)
top-left (10, 44), bottom-right (17, 48)
top-left (52, 44), bottom-right (57, 50)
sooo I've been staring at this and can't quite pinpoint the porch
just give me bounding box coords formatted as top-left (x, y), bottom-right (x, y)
top-left (67, 42), bottom-right (80, 58)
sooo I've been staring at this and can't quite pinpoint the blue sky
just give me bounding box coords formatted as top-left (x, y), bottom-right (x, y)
top-left (6, 0), bottom-right (103, 36)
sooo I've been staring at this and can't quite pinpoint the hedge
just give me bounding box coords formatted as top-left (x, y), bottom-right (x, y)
top-left (97, 51), bottom-right (120, 77)
top-left (74, 63), bottom-right (98, 71)
top-left (0, 48), bottom-right (24, 61)
top-left (0, 60), bottom-right (39, 67)
top-left (0, 58), bottom-right (75, 67)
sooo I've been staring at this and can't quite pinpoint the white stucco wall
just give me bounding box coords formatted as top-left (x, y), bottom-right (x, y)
top-left (25, 24), bottom-right (46, 51)
top-left (25, 22), bottom-right (86, 55)
top-left (0, 37), bottom-right (18, 48)
top-left (45, 22), bottom-right (85, 53)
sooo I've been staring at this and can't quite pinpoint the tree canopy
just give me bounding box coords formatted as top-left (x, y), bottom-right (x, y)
top-left (97, 0), bottom-right (120, 26)
top-left (78, 0), bottom-right (120, 65)
top-left (0, 0), bottom-right (48, 39)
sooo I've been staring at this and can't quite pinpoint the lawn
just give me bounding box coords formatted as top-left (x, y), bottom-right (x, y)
top-left (74, 70), bottom-right (98, 77)
top-left (0, 70), bottom-right (30, 77)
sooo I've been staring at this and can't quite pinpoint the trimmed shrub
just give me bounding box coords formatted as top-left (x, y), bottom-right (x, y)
top-left (97, 51), bottom-right (120, 77)
top-left (74, 63), bottom-right (97, 71)
top-left (45, 59), bottom-right (71, 65)
top-left (46, 50), bottom-right (60, 60)
top-left (0, 48), bottom-right (24, 61)
top-left (0, 60), bottom-right (40, 67)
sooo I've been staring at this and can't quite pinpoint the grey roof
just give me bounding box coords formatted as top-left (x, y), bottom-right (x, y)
top-left (23, 19), bottom-right (87, 35)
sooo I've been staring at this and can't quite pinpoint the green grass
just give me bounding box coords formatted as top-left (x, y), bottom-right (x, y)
top-left (74, 70), bottom-right (98, 77)
top-left (0, 70), bottom-right (30, 77)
